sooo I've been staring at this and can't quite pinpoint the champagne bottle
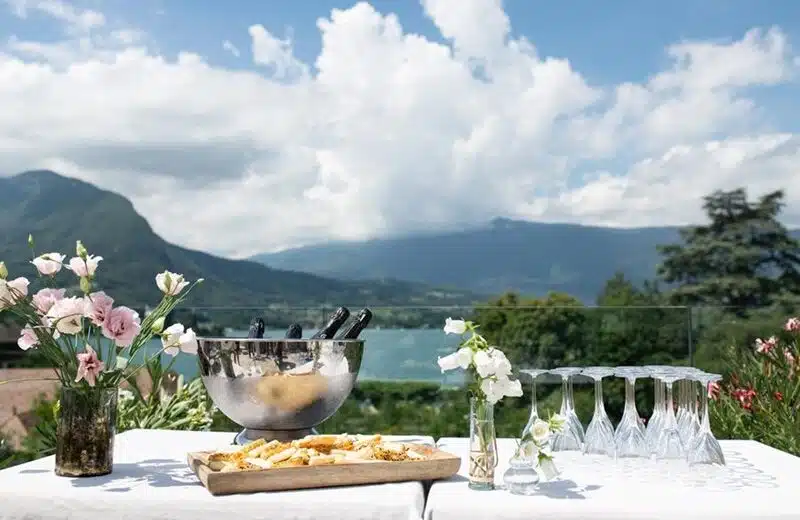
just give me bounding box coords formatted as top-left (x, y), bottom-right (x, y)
top-left (247, 318), bottom-right (265, 339)
top-left (284, 323), bottom-right (303, 339)
top-left (310, 307), bottom-right (350, 339)
top-left (335, 308), bottom-right (373, 339)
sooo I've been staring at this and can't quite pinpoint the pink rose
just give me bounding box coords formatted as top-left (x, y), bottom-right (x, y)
top-left (75, 345), bottom-right (104, 387)
top-left (84, 291), bottom-right (114, 327)
top-left (0, 277), bottom-right (29, 310)
top-left (785, 317), bottom-right (800, 333)
top-left (17, 326), bottom-right (38, 350)
top-left (67, 255), bottom-right (103, 277)
top-left (101, 306), bottom-right (141, 347)
top-left (31, 253), bottom-right (65, 276)
top-left (755, 336), bottom-right (778, 354)
top-left (32, 288), bottom-right (66, 314)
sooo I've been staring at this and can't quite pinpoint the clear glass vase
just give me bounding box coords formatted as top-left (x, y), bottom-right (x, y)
top-left (468, 396), bottom-right (497, 490)
top-left (503, 445), bottom-right (540, 495)
top-left (55, 387), bottom-right (117, 477)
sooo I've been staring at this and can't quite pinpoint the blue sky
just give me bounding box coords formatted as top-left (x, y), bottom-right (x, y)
top-left (0, 0), bottom-right (798, 255)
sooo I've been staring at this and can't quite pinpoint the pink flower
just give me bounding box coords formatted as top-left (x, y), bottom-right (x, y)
top-left (31, 253), bottom-right (65, 276)
top-left (101, 306), bottom-right (141, 347)
top-left (75, 345), bottom-right (104, 387)
top-left (786, 349), bottom-right (796, 366)
top-left (786, 317), bottom-right (800, 332)
top-left (84, 291), bottom-right (114, 327)
top-left (0, 277), bottom-right (29, 310)
top-left (32, 288), bottom-right (66, 314)
top-left (67, 255), bottom-right (103, 277)
top-left (755, 336), bottom-right (778, 354)
top-left (708, 381), bottom-right (721, 400)
top-left (17, 327), bottom-right (38, 350)
top-left (46, 297), bottom-right (87, 335)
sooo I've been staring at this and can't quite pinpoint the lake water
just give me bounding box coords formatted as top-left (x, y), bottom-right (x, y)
top-left (135, 328), bottom-right (465, 383)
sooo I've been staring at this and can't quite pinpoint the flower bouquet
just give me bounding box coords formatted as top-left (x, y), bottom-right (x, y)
top-left (437, 318), bottom-right (525, 489)
top-left (0, 237), bottom-right (202, 476)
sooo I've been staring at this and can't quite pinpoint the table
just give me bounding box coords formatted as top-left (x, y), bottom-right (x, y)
top-left (0, 429), bottom-right (434, 520)
top-left (426, 437), bottom-right (800, 520)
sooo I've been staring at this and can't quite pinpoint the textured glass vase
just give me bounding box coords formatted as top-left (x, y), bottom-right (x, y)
top-left (55, 387), bottom-right (117, 477)
top-left (468, 397), bottom-right (497, 490)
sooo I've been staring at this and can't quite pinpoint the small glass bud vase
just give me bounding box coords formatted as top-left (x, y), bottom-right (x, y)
top-left (468, 396), bottom-right (497, 490)
top-left (503, 443), bottom-right (540, 495)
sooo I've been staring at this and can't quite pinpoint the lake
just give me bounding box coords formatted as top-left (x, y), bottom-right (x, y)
top-left (134, 328), bottom-right (465, 383)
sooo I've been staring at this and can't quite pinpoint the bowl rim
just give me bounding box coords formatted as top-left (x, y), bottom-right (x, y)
top-left (196, 336), bottom-right (365, 344)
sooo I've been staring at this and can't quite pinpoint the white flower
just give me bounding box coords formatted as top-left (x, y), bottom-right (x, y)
top-left (480, 375), bottom-right (523, 404)
top-left (46, 297), bottom-right (87, 335)
top-left (443, 318), bottom-right (467, 335)
top-left (31, 253), bottom-right (66, 276)
top-left (548, 413), bottom-right (566, 432)
top-left (473, 348), bottom-right (512, 378)
top-left (437, 347), bottom-right (472, 372)
top-left (161, 323), bottom-right (198, 356)
top-left (538, 456), bottom-right (560, 481)
top-left (531, 419), bottom-right (552, 444)
top-left (155, 271), bottom-right (189, 296)
top-left (67, 255), bottom-right (103, 277)
top-left (0, 277), bottom-right (29, 310)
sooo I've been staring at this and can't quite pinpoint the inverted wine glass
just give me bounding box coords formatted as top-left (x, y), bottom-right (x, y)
top-left (581, 366), bottom-right (615, 456)
top-left (614, 366), bottom-right (649, 458)
top-left (519, 368), bottom-right (548, 454)
top-left (642, 366), bottom-right (668, 454)
top-left (687, 372), bottom-right (726, 466)
top-left (677, 367), bottom-right (705, 448)
top-left (654, 368), bottom-right (687, 460)
top-left (548, 367), bottom-right (584, 452)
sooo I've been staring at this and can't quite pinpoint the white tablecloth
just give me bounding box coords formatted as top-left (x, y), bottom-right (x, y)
top-left (0, 429), bottom-right (434, 520)
top-left (426, 437), bottom-right (800, 520)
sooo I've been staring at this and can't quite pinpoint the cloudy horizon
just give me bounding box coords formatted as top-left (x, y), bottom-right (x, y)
top-left (1, 0), bottom-right (799, 257)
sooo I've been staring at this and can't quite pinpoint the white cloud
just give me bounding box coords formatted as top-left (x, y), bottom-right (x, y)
top-left (0, 0), bottom-right (798, 258)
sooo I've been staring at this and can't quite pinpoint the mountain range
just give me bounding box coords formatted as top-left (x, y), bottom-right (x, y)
top-left (254, 218), bottom-right (800, 302)
top-left (0, 171), bottom-right (478, 310)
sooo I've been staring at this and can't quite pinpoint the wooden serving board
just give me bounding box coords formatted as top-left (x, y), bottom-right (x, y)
top-left (187, 446), bottom-right (461, 496)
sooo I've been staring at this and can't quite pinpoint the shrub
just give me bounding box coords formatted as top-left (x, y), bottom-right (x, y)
top-left (710, 316), bottom-right (800, 455)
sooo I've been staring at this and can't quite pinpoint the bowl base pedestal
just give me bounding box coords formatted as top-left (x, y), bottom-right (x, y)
top-left (234, 427), bottom-right (319, 445)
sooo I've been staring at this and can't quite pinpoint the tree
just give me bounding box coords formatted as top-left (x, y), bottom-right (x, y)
top-left (657, 189), bottom-right (800, 312)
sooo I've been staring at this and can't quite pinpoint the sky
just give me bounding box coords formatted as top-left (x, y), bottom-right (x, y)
top-left (1, 0), bottom-right (799, 258)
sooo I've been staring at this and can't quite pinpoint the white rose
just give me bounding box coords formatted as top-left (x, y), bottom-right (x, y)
top-left (67, 255), bottom-right (103, 277)
top-left (31, 253), bottom-right (66, 276)
top-left (155, 271), bottom-right (189, 296)
top-left (531, 419), bottom-right (551, 444)
top-left (437, 347), bottom-right (472, 372)
top-left (443, 318), bottom-right (467, 335)
top-left (519, 438), bottom-right (540, 459)
top-left (46, 297), bottom-right (87, 335)
top-left (538, 456), bottom-right (560, 481)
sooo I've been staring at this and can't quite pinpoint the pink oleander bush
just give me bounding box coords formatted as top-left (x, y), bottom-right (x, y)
top-left (709, 316), bottom-right (800, 455)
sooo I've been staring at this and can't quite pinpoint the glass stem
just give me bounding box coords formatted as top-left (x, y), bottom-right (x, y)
top-left (529, 381), bottom-right (539, 421)
top-left (593, 379), bottom-right (605, 417)
top-left (623, 377), bottom-right (636, 419)
top-left (665, 382), bottom-right (676, 427)
top-left (559, 377), bottom-right (569, 415)
top-left (567, 377), bottom-right (576, 413)
top-left (700, 384), bottom-right (711, 432)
